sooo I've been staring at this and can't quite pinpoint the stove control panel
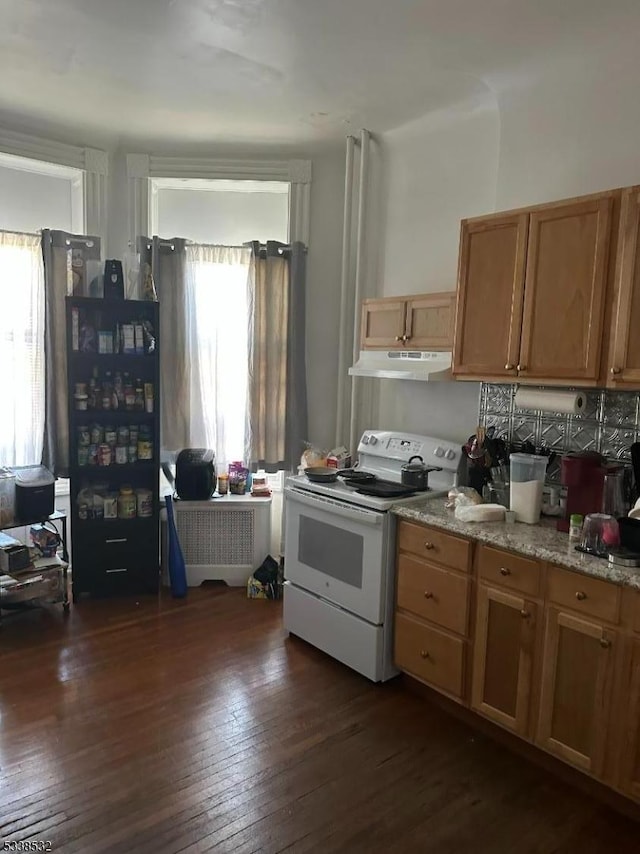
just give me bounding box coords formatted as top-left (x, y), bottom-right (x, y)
top-left (387, 437), bottom-right (423, 454)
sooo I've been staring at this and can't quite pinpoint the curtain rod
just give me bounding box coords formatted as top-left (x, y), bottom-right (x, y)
top-left (0, 227), bottom-right (40, 239)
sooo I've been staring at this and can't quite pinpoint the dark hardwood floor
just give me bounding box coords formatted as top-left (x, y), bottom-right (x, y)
top-left (1, 587), bottom-right (639, 853)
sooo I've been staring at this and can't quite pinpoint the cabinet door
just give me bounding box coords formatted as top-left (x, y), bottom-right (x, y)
top-left (519, 196), bottom-right (613, 382)
top-left (405, 293), bottom-right (455, 350)
top-left (360, 298), bottom-right (406, 348)
top-left (453, 213), bottom-right (528, 378)
top-left (610, 188), bottom-right (640, 385)
top-left (471, 585), bottom-right (537, 736)
top-left (536, 608), bottom-right (616, 776)
top-left (618, 639), bottom-right (640, 801)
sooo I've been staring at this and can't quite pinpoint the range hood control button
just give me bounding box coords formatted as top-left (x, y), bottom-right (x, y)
top-left (434, 447), bottom-right (444, 458)
top-left (445, 449), bottom-right (456, 460)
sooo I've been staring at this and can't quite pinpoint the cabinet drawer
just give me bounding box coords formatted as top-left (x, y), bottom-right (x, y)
top-left (547, 565), bottom-right (621, 624)
top-left (398, 521), bottom-right (471, 572)
top-left (478, 545), bottom-right (541, 597)
top-left (394, 612), bottom-right (465, 699)
top-left (396, 554), bottom-right (470, 635)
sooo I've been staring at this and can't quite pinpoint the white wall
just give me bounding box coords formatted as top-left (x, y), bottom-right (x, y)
top-left (495, 42), bottom-right (640, 208)
top-left (373, 92), bottom-right (500, 443)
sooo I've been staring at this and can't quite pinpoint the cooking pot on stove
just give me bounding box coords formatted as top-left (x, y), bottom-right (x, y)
top-left (401, 456), bottom-right (442, 491)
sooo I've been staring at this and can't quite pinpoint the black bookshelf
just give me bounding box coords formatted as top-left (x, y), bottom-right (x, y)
top-left (65, 296), bottom-right (161, 600)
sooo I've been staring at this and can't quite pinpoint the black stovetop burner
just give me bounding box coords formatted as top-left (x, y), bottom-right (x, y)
top-left (355, 479), bottom-right (429, 498)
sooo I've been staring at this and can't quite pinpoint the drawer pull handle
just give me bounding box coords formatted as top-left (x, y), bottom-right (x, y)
top-left (500, 567), bottom-right (511, 576)
top-left (424, 542), bottom-right (435, 550)
top-left (106, 538), bottom-right (127, 544)
top-left (520, 609), bottom-right (530, 619)
top-left (106, 568), bottom-right (128, 574)
top-left (599, 637), bottom-right (611, 649)
top-left (420, 649), bottom-right (430, 659)
top-left (423, 591), bottom-right (434, 599)
top-left (575, 591), bottom-right (587, 601)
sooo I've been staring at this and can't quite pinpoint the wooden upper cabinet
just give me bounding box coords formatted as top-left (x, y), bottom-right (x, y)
top-left (610, 188), bottom-right (640, 385)
top-left (519, 196), bottom-right (613, 382)
top-left (360, 298), bottom-right (406, 348)
top-left (452, 213), bottom-right (528, 378)
top-left (361, 293), bottom-right (455, 350)
top-left (405, 294), bottom-right (454, 350)
top-left (471, 585), bottom-right (538, 737)
top-left (536, 608), bottom-right (616, 777)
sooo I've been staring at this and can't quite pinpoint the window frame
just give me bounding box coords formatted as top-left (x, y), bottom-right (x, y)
top-left (126, 153), bottom-right (311, 246)
top-left (0, 125), bottom-right (108, 247)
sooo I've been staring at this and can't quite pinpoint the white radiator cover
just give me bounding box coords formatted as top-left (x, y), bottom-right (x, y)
top-left (164, 496), bottom-right (272, 587)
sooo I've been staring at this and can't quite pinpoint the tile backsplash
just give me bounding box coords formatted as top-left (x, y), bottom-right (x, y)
top-left (479, 384), bottom-right (640, 482)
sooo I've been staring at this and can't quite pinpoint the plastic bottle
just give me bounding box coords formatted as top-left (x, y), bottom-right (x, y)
top-left (569, 513), bottom-right (584, 543)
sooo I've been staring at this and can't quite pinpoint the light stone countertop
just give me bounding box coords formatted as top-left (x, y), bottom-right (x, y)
top-left (393, 497), bottom-right (640, 592)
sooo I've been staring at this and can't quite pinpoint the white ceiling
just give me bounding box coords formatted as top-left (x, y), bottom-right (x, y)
top-left (0, 0), bottom-right (638, 144)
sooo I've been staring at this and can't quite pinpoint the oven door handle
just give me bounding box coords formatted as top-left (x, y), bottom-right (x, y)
top-left (285, 487), bottom-right (383, 527)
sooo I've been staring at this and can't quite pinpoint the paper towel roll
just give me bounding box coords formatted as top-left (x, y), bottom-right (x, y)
top-left (514, 388), bottom-right (586, 415)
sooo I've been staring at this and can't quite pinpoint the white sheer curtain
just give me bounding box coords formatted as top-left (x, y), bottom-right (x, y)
top-left (0, 231), bottom-right (45, 466)
top-left (185, 245), bottom-right (252, 469)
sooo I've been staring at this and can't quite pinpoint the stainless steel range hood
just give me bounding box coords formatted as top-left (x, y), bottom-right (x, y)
top-left (348, 350), bottom-right (452, 381)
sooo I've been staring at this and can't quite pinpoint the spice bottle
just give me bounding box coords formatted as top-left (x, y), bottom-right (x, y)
top-left (134, 378), bottom-right (144, 411)
top-left (569, 514), bottom-right (584, 543)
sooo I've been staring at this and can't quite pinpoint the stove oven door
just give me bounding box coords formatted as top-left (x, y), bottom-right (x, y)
top-left (284, 486), bottom-right (390, 624)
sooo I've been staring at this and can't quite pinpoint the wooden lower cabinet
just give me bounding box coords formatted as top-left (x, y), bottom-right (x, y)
top-left (395, 612), bottom-right (465, 700)
top-left (618, 638), bottom-right (640, 800)
top-left (471, 585), bottom-right (538, 737)
top-left (535, 607), bottom-right (617, 776)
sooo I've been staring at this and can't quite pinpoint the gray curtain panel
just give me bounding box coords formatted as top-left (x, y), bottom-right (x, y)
top-left (41, 230), bottom-right (101, 477)
top-left (286, 241), bottom-right (308, 469)
top-left (139, 236), bottom-right (190, 454)
top-left (248, 241), bottom-right (308, 471)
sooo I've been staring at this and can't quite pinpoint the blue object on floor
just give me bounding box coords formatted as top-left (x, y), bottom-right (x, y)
top-left (165, 494), bottom-right (187, 598)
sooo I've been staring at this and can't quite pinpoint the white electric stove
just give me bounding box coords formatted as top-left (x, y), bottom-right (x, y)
top-left (283, 430), bottom-right (463, 682)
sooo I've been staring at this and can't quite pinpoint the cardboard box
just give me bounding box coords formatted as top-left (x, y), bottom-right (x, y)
top-left (326, 447), bottom-right (351, 469)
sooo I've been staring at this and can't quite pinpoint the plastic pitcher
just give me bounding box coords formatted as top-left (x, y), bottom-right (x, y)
top-left (510, 453), bottom-right (547, 524)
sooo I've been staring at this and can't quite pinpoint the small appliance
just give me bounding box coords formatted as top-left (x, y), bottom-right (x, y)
top-left (558, 452), bottom-right (607, 532)
top-left (175, 449), bottom-right (216, 500)
top-left (11, 465), bottom-right (55, 522)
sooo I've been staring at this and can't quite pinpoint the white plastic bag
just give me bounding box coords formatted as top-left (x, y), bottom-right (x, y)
top-left (454, 503), bottom-right (506, 523)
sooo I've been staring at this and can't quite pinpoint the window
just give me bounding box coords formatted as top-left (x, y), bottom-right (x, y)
top-left (150, 178), bottom-right (290, 467)
top-left (0, 152), bottom-right (83, 234)
top-left (150, 178), bottom-right (289, 245)
top-left (0, 152), bottom-right (84, 467)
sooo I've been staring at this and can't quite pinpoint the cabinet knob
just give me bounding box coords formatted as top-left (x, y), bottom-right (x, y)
top-left (504, 363), bottom-right (514, 371)
top-left (520, 609), bottom-right (530, 619)
top-left (575, 591), bottom-right (587, 601)
top-left (420, 649), bottom-right (430, 659)
top-left (402, 334), bottom-right (409, 343)
top-left (395, 335), bottom-right (402, 342)
top-left (424, 542), bottom-right (435, 550)
top-left (599, 637), bottom-right (611, 649)
top-left (500, 567), bottom-right (511, 576)
top-left (424, 591), bottom-right (434, 599)
top-left (610, 366), bottom-right (621, 375)
top-left (517, 364), bottom-right (526, 372)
